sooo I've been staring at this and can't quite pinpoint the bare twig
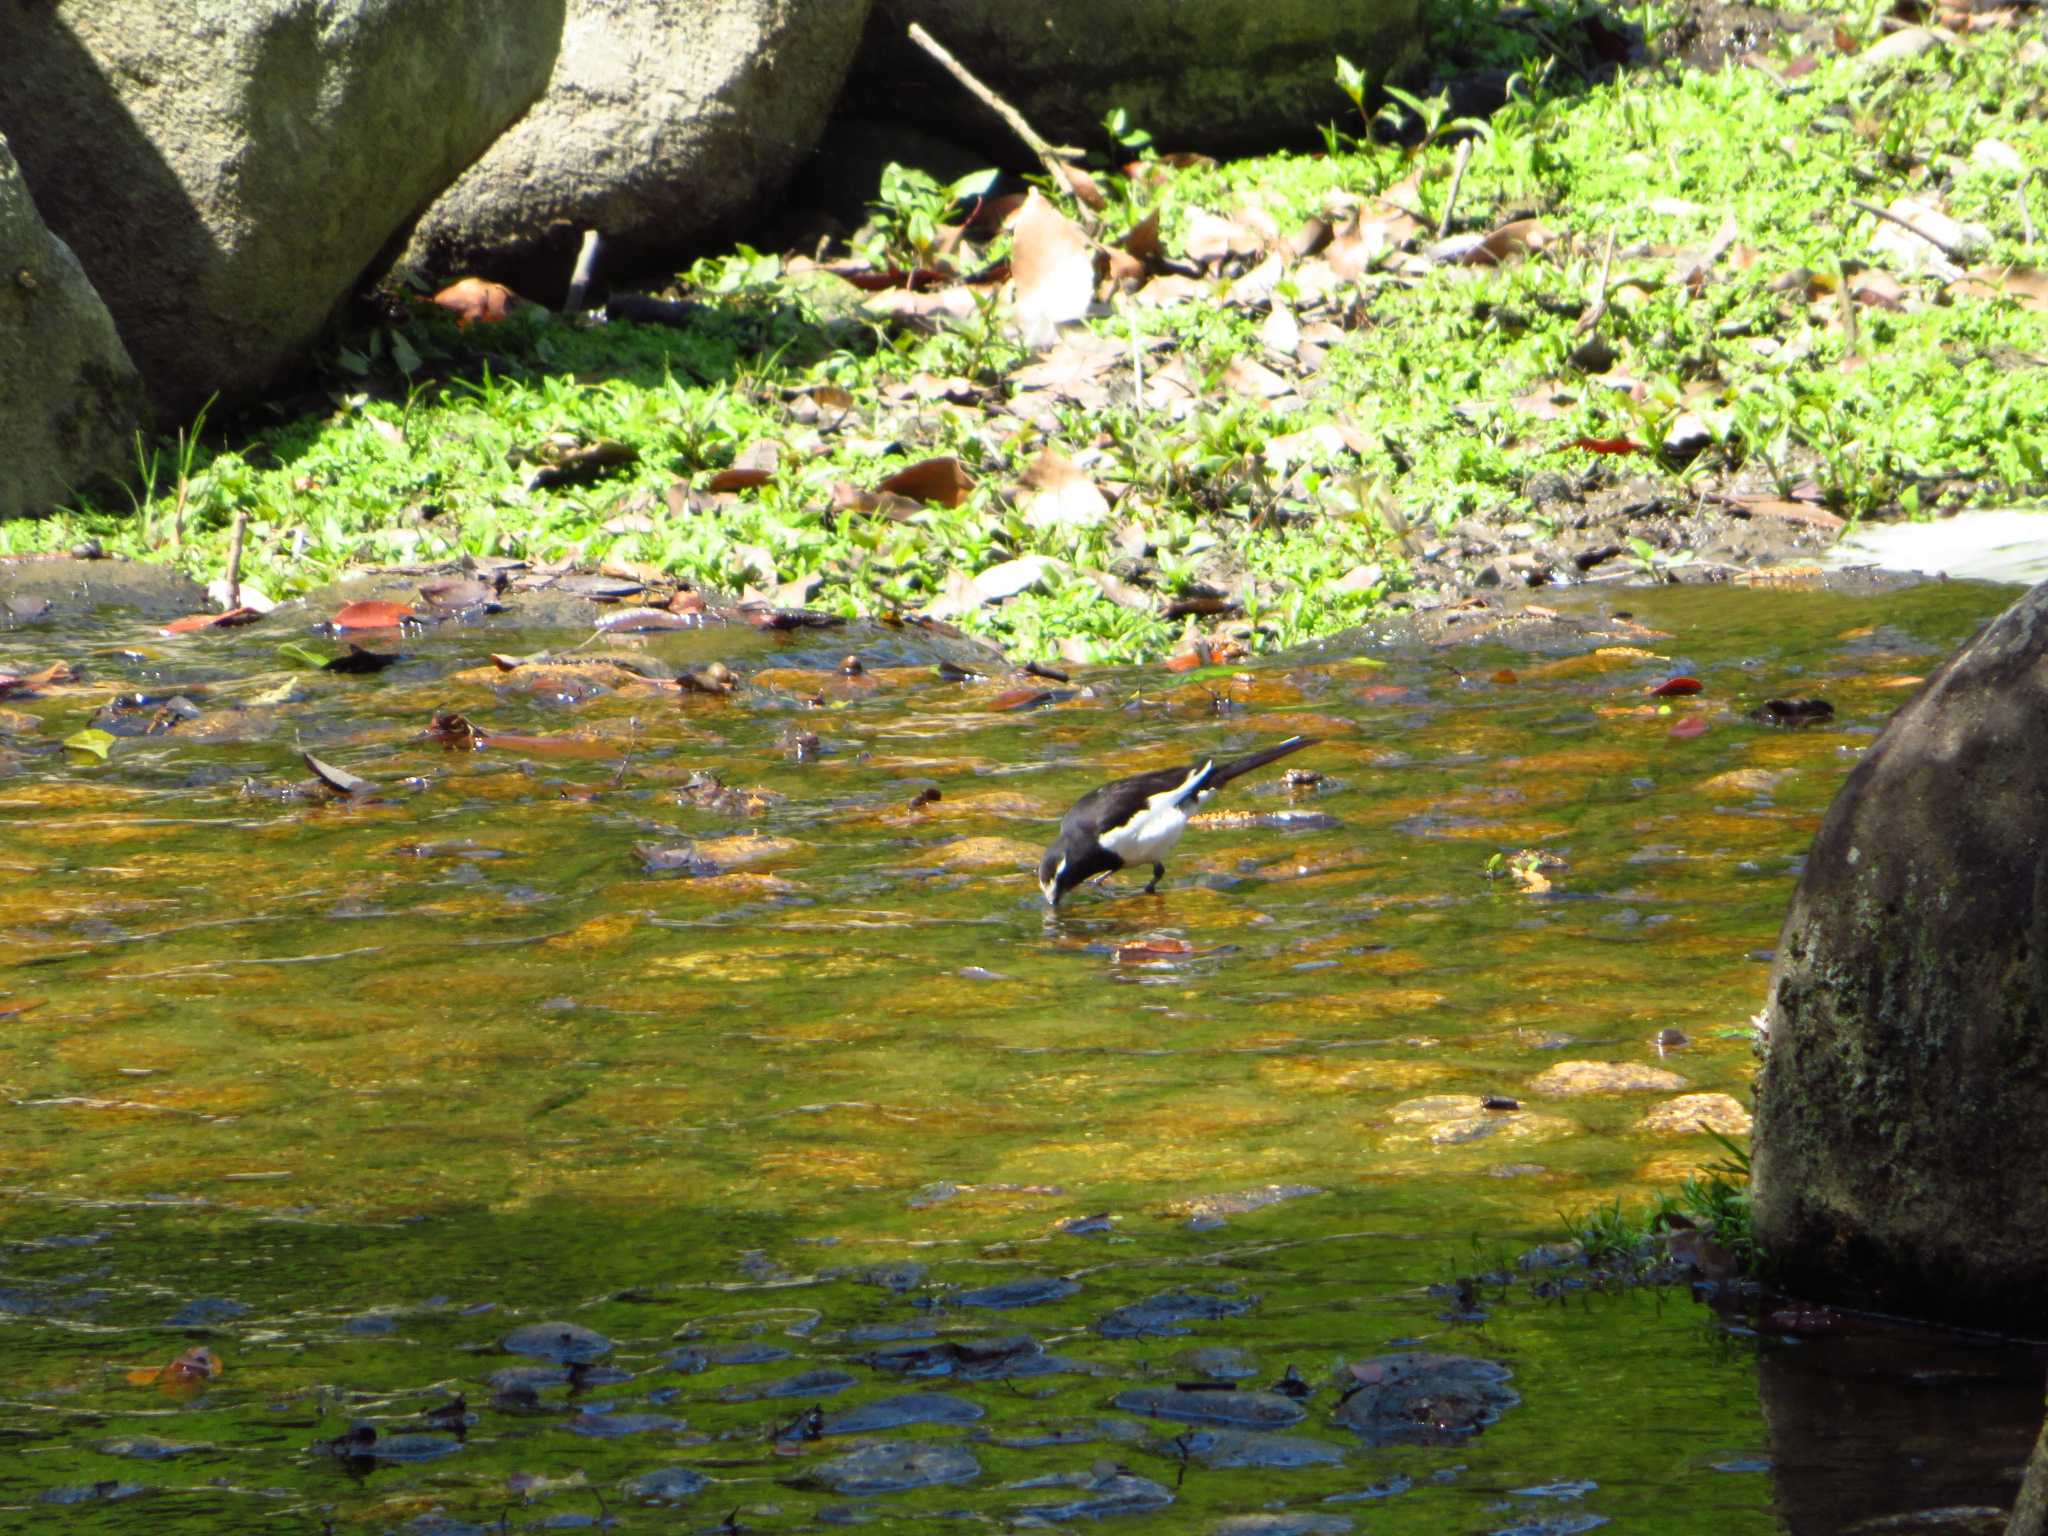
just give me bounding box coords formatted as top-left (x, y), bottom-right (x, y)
top-left (2020, 170), bottom-right (2038, 251)
top-left (1837, 258), bottom-right (1859, 354)
top-left (906, 23), bottom-right (1089, 219)
top-left (224, 509), bottom-right (248, 610)
top-left (1850, 196), bottom-right (1976, 261)
top-left (1574, 231), bottom-right (1617, 338)
top-left (564, 228), bottom-right (603, 314)
top-left (1437, 138), bottom-right (1474, 240)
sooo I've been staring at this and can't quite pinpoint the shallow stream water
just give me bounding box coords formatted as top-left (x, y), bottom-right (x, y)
top-left (0, 567), bottom-right (2038, 1535)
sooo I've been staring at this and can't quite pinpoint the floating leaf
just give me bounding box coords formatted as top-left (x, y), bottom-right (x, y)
top-left (64, 727), bottom-right (114, 760)
top-left (1647, 677), bottom-right (1702, 697)
top-left (303, 753), bottom-right (372, 796)
top-left (331, 600), bottom-right (415, 631)
top-left (163, 607), bottom-right (263, 634)
top-left (276, 641), bottom-right (331, 669)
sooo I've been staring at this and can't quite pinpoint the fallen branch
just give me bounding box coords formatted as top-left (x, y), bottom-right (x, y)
top-left (1437, 139), bottom-right (1474, 240)
top-left (906, 23), bottom-right (1089, 223)
top-left (564, 228), bottom-right (604, 313)
top-left (1575, 231), bottom-right (1617, 338)
top-left (224, 509), bottom-right (248, 611)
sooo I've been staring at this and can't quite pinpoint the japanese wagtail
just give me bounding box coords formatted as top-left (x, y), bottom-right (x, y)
top-left (1038, 735), bottom-right (1316, 906)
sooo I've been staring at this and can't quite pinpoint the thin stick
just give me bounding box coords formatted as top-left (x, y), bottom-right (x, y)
top-left (1837, 258), bottom-right (1859, 355)
top-left (906, 23), bottom-right (1087, 215)
top-left (564, 229), bottom-right (603, 313)
top-left (1436, 138), bottom-right (1474, 240)
top-left (225, 509), bottom-right (248, 610)
top-left (2020, 170), bottom-right (2038, 251)
top-left (1575, 230), bottom-right (1616, 338)
top-left (1849, 196), bottom-right (1976, 261)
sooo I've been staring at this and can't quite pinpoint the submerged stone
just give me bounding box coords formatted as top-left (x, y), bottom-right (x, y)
top-left (857, 1334), bottom-right (1071, 1380)
top-left (622, 1466), bottom-right (707, 1501)
top-left (1180, 1346), bottom-right (1261, 1380)
top-left (41, 1481), bottom-right (148, 1504)
top-left (501, 1322), bottom-right (611, 1363)
top-left (1635, 1092), bottom-right (1752, 1137)
top-left (1014, 1471), bottom-right (1175, 1521)
top-left (1114, 1387), bottom-right (1307, 1430)
top-left (804, 1440), bottom-right (981, 1495)
top-left (565, 1412), bottom-right (687, 1438)
top-left (720, 1368), bottom-right (857, 1402)
top-left (1094, 1290), bottom-right (1255, 1338)
top-left (820, 1392), bottom-right (985, 1436)
top-left (1526, 1062), bottom-right (1687, 1096)
top-left (953, 1275), bottom-right (1081, 1309)
top-left (94, 1436), bottom-right (206, 1460)
top-left (1212, 1515), bottom-right (1354, 1535)
top-left (1161, 1428), bottom-right (1347, 1469)
top-left (1334, 1354), bottom-right (1518, 1447)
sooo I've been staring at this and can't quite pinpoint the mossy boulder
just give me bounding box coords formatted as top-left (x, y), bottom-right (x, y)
top-left (1754, 578), bottom-right (2048, 1330)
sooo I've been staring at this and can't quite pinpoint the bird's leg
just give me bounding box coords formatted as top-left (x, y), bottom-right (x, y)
top-left (1144, 862), bottom-right (1165, 894)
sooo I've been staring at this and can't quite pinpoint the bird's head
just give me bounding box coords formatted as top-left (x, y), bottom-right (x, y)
top-left (1039, 846), bottom-right (1070, 907)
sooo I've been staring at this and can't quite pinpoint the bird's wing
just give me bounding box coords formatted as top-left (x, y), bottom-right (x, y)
top-left (1061, 763), bottom-right (1208, 834)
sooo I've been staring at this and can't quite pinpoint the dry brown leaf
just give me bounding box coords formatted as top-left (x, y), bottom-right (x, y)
top-left (877, 456), bottom-right (975, 508)
top-left (1017, 447), bottom-right (1111, 529)
top-left (431, 276), bottom-right (519, 326)
top-left (1010, 188), bottom-right (1097, 348)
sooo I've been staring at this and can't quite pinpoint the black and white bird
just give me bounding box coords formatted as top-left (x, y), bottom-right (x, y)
top-left (1038, 735), bottom-right (1316, 906)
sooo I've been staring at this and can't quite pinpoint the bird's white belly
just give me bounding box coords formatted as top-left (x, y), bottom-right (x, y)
top-left (1099, 794), bottom-right (1191, 866)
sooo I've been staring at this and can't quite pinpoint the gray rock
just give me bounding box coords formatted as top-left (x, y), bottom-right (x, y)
top-left (819, 1391), bottom-right (985, 1436)
top-left (1163, 1429), bottom-right (1347, 1469)
top-left (0, 0), bottom-right (564, 419)
top-left (0, 138), bottom-right (142, 519)
top-left (854, 0), bottom-right (1423, 159)
top-left (804, 1440), bottom-right (980, 1495)
top-left (1755, 579), bottom-right (2048, 1330)
top-left (404, 0), bottom-right (872, 299)
top-left (1016, 1471), bottom-right (1175, 1521)
top-left (622, 1466), bottom-right (707, 1501)
top-left (1212, 1516), bottom-right (1353, 1536)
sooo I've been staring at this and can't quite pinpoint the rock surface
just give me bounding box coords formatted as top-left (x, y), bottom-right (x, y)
top-left (0, 0), bottom-right (564, 420)
top-left (1754, 579), bottom-right (2048, 1330)
top-left (0, 138), bottom-right (143, 519)
top-left (1635, 1092), bottom-right (1752, 1137)
top-left (852, 0), bottom-right (1424, 158)
top-left (404, 0), bottom-right (872, 301)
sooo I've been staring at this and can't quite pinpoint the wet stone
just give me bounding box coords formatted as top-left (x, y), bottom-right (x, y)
top-left (366, 1433), bottom-right (464, 1462)
top-left (502, 1321), bottom-right (612, 1363)
top-left (1213, 1515), bottom-right (1355, 1535)
top-left (720, 1368), bottom-right (857, 1402)
top-left (622, 1466), bottom-right (708, 1501)
top-left (1334, 1354), bottom-right (1519, 1447)
top-left (166, 1297), bottom-right (247, 1326)
top-left (857, 1334), bottom-right (1069, 1379)
top-left (663, 1347), bottom-right (709, 1374)
top-left (953, 1275), bottom-right (1082, 1310)
top-left (859, 1261), bottom-right (929, 1292)
top-left (1161, 1428), bottom-right (1348, 1469)
top-left (566, 1412), bottom-right (687, 1438)
top-left (820, 1391), bottom-right (985, 1436)
top-left (41, 1481), bottom-right (148, 1504)
top-left (1095, 1290), bottom-right (1255, 1338)
top-left (804, 1440), bottom-right (981, 1495)
top-left (1114, 1387), bottom-right (1307, 1430)
top-left (701, 1342), bottom-right (791, 1366)
top-left (1015, 1471), bottom-right (1175, 1521)
top-left (1634, 1092), bottom-right (1752, 1136)
top-left (95, 1436), bottom-right (205, 1460)
top-left (1180, 1346), bottom-right (1260, 1380)
top-left (986, 1418), bottom-right (1148, 1449)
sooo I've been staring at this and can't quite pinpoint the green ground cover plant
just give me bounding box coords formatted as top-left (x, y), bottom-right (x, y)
top-left (7, 1), bottom-right (2044, 663)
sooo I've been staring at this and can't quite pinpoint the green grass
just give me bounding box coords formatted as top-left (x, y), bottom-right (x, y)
top-left (5, 2), bottom-right (2045, 661)
top-left (1570, 1130), bottom-right (1759, 1277)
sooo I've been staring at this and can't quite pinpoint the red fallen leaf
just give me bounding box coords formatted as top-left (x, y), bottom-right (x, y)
top-left (1116, 937), bottom-right (1194, 962)
top-left (1648, 676), bottom-right (1702, 696)
top-left (1493, 669), bottom-right (1518, 684)
top-left (331, 599), bottom-right (416, 630)
top-left (1119, 209), bottom-right (1162, 262)
top-left (877, 456), bottom-right (974, 508)
top-left (826, 264), bottom-right (952, 292)
top-left (1057, 161), bottom-right (1107, 210)
top-left (1668, 715), bottom-right (1709, 739)
top-left (0, 997), bottom-right (44, 1020)
top-left (1780, 53), bottom-right (1820, 78)
top-left (1164, 643), bottom-right (1215, 673)
top-left (127, 1345), bottom-right (221, 1387)
top-left (163, 606), bottom-right (264, 634)
top-left (1359, 684), bottom-right (1410, 703)
top-left (488, 653), bottom-right (525, 671)
top-left (1831, 23), bottom-right (1861, 52)
top-left (432, 276), bottom-right (519, 327)
top-left (706, 467), bottom-right (773, 493)
top-left (1565, 436), bottom-right (1644, 455)
top-left (0, 661), bottom-right (76, 698)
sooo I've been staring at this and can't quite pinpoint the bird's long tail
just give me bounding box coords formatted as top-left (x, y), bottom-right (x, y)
top-left (1191, 735), bottom-right (1317, 797)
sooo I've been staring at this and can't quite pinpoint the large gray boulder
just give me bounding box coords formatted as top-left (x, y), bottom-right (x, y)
top-left (1753, 579), bottom-right (2048, 1331)
top-left (0, 136), bottom-right (144, 519)
top-left (0, 0), bottom-right (565, 423)
top-left (404, 0), bottom-right (874, 301)
top-left (852, 0), bottom-right (1424, 158)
